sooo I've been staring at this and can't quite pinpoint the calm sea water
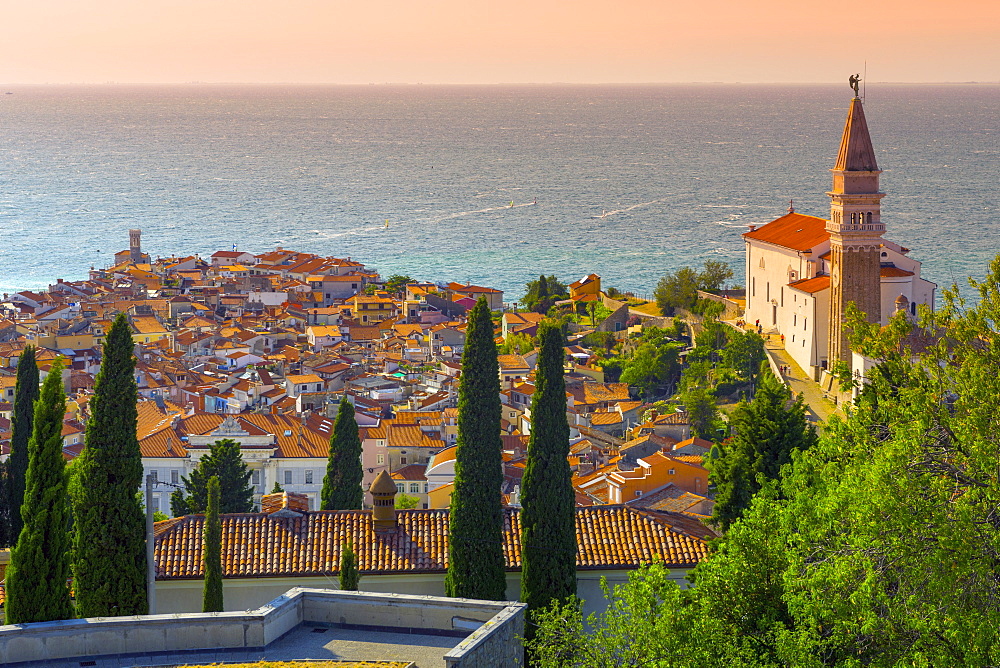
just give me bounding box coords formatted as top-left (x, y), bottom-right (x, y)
top-left (1, 84), bottom-right (997, 300)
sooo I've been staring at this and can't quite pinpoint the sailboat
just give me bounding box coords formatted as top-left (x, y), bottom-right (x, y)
top-left (384, 219), bottom-right (389, 229)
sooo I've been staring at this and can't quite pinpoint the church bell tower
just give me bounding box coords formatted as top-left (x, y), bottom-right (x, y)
top-left (826, 84), bottom-right (885, 367)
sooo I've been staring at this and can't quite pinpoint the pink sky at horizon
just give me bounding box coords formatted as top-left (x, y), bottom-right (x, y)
top-left (3, 0), bottom-right (998, 84)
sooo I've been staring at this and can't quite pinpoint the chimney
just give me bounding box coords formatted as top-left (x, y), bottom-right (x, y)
top-left (370, 470), bottom-right (398, 532)
top-left (261, 491), bottom-right (309, 517)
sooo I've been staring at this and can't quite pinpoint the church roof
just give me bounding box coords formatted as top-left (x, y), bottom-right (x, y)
top-left (834, 98), bottom-right (879, 172)
top-left (743, 212), bottom-right (828, 252)
top-left (788, 275), bottom-right (830, 294)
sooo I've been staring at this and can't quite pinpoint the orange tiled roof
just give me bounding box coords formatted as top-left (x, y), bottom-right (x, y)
top-left (788, 275), bottom-right (831, 294)
top-left (153, 506), bottom-right (708, 579)
top-left (743, 212), bottom-right (828, 252)
top-left (880, 266), bottom-right (914, 278)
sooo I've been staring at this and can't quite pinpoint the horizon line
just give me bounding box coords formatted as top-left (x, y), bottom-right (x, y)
top-left (3, 80), bottom-right (1000, 87)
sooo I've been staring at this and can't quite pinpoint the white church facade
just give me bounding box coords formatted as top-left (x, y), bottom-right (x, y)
top-left (743, 92), bottom-right (936, 380)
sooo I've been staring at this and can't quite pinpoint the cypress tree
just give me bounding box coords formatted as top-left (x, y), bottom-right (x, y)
top-left (0, 460), bottom-right (7, 548)
top-left (339, 542), bottom-right (360, 591)
top-left (202, 476), bottom-right (224, 613)
top-left (270, 480), bottom-right (284, 494)
top-left (181, 439), bottom-right (254, 513)
top-left (5, 359), bottom-right (74, 623)
top-left (321, 398), bottom-right (364, 510)
top-left (7, 345), bottom-right (39, 544)
top-left (445, 297), bottom-right (507, 600)
top-left (73, 312), bottom-right (147, 617)
top-left (520, 323), bottom-right (576, 620)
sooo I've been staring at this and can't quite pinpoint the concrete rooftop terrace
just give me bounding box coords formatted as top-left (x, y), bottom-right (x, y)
top-left (0, 588), bottom-right (526, 668)
top-left (11, 623), bottom-right (455, 667)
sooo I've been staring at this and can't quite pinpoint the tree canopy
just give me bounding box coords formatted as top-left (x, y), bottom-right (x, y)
top-left (321, 397), bottom-right (364, 510)
top-left (178, 439), bottom-right (255, 514)
top-left (73, 312), bottom-right (147, 617)
top-left (522, 275), bottom-right (568, 314)
top-left (445, 297), bottom-right (507, 600)
top-left (530, 256), bottom-right (1000, 667)
top-left (6, 345), bottom-right (38, 546)
top-left (384, 274), bottom-right (414, 295)
top-left (654, 261), bottom-right (734, 315)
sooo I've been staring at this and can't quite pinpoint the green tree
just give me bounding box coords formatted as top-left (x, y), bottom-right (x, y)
top-left (523, 275), bottom-right (568, 314)
top-left (721, 330), bottom-right (767, 384)
top-left (499, 332), bottom-right (535, 355)
top-left (445, 297), bottom-right (507, 601)
top-left (395, 493), bottom-right (420, 509)
top-left (681, 386), bottom-right (718, 439)
top-left (654, 266), bottom-right (700, 315)
top-left (7, 345), bottom-right (39, 545)
top-left (532, 259), bottom-right (1000, 667)
top-left (180, 439), bottom-right (254, 514)
top-left (339, 542), bottom-right (360, 591)
top-left (698, 259), bottom-right (734, 292)
top-left (73, 312), bottom-right (147, 617)
top-left (520, 323), bottom-right (576, 625)
top-left (709, 370), bottom-right (815, 531)
top-left (321, 397), bottom-right (364, 510)
top-left (202, 476), bottom-right (224, 613)
top-left (270, 481), bottom-right (284, 494)
top-left (384, 274), bottom-right (414, 295)
top-left (4, 359), bottom-right (74, 624)
top-left (170, 488), bottom-right (189, 517)
top-left (620, 342), bottom-right (681, 400)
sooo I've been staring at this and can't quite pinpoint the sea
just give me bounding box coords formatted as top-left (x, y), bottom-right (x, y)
top-left (0, 84), bottom-right (997, 302)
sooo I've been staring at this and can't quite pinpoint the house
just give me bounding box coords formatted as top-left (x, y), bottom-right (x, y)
top-left (152, 484), bottom-right (712, 618)
top-left (569, 274), bottom-right (602, 300)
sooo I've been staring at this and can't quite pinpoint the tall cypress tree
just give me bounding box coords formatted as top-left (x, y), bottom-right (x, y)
top-left (73, 312), bottom-right (147, 617)
top-left (7, 346), bottom-right (39, 545)
top-left (520, 323), bottom-right (576, 620)
top-left (321, 398), bottom-right (364, 510)
top-left (202, 476), bottom-right (224, 613)
top-left (5, 359), bottom-right (74, 623)
top-left (339, 541), bottom-right (360, 591)
top-left (445, 297), bottom-right (507, 601)
top-left (180, 439), bottom-right (254, 514)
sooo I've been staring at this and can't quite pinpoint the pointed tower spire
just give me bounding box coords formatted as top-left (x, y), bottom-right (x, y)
top-left (826, 91), bottom-right (887, 368)
top-left (834, 98), bottom-right (879, 172)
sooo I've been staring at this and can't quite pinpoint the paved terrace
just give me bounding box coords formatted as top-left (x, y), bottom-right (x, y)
top-left (17, 624), bottom-right (455, 668)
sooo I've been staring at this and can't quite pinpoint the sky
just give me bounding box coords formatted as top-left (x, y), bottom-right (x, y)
top-left (3, 0), bottom-right (999, 84)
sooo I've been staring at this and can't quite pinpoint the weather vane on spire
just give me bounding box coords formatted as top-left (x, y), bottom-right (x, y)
top-left (849, 73), bottom-right (861, 98)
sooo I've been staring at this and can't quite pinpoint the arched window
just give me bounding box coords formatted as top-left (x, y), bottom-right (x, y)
top-left (867, 212), bottom-right (873, 224)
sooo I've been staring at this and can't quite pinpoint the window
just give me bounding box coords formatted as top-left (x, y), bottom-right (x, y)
top-left (284, 470), bottom-right (292, 485)
top-left (150, 496), bottom-right (160, 513)
top-left (400, 456), bottom-right (408, 465)
top-left (396, 483), bottom-right (405, 494)
top-left (423, 483), bottom-right (428, 493)
top-left (668, 469), bottom-right (675, 475)
top-left (751, 277), bottom-right (755, 297)
top-left (634, 490), bottom-right (643, 497)
top-left (409, 483), bottom-right (420, 493)
top-left (149, 470), bottom-right (158, 482)
top-left (377, 454), bottom-right (385, 465)
top-left (305, 470), bottom-right (313, 484)
top-left (804, 318), bottom-right (808, 330)
top-left (171, 470), bottom-right (179, 485)
top-left (252, 470), bottom-right (260, 486)
top-left (793, 314), bottom-right (797, 326)
top-left (766, 282), bottom-right (770, 301)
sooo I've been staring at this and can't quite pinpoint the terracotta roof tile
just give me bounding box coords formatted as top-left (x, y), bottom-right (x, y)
top-left (788, 275), bottom-right (831, 294)
top-left (153, 506), bottom-right (708, 579)
top-left (743, 212), bottom-right (829, 252)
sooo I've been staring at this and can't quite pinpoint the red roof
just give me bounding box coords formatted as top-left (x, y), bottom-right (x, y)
top-left (880, 266), bottom-right (914, 278)
top-left (743, 213), bottom-right (828, 252)
top-left (788, 275), bottom-right (831, 294)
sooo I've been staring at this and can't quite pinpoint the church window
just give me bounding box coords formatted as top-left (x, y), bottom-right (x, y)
top-left (804, 318), bottom-right (808, 329)
top-left (752, 277), bottom-right (755, 297)
top-left (759, 257), bottom-right (765, 269)
top-left (850, 213), bottom-right (855, 224)
top-left (766, 283), bottom-right (770, 301)
top-left (793, 314), bottom-right (797, 326)
top-left (911, 302), bottom-right (917, 316)
top-left (792, 334), bottom-right (795, 342)
top-left (867, 212), bottom-right (873, 224)
top-left (781, 287), bottom-right (784, 306)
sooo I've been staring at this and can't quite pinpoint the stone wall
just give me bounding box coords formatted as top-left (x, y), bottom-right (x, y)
top-left (445, 602), bottom-right (525, 668)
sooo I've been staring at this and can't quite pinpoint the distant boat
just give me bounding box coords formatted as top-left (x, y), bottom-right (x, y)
top-left (384, 219), bottom-right (389, 228)
top-left (509, 200), bottom-right (514, 208)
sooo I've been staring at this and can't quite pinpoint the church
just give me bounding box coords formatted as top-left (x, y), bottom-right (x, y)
top-left (743, 88), bottom-right (936, 380)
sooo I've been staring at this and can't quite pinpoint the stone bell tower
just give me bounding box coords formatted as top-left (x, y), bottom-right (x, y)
top-left (826, 89), bottom-right (885, 367)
